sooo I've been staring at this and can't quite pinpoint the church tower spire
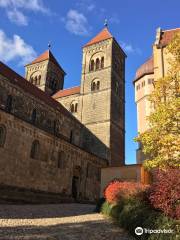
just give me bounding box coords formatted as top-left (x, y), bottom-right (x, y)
top-left (25, 50), bottom-right (65, 96)
top-left (80, 27), bottom-right (126, 166)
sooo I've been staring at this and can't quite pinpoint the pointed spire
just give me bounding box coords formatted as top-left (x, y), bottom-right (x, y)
top-left (84, 27), bottom-right (113, 47)
top-left (25, 50), bottom-right (66, 74)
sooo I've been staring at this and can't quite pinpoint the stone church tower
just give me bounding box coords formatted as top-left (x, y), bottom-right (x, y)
top-left (25, 50), bottom-right (65, 96)
top-left (80, 27), bottom-right (126, 166)
top-left (26, 27), bottom-right (126, 167)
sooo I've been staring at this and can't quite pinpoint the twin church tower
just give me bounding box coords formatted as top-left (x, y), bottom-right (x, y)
top-left (25, 27), bottom-right (126, 166)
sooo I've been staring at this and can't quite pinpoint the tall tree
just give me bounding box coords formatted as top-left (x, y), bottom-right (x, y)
top-left (135, 33), bottom-right (180, 170)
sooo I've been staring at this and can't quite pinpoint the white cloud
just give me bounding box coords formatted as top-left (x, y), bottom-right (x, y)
top-left (7, 9), bottom-right (28, 26)
top-left (121, 41), bottom-right (142, 55)
top-left (0, 29), bottom-right (37, 65)
top-left (76, 0), bottom-right (96, 12)
top-left (65, 9), bottom-right (90, 36)
top-left (0, 0), bottom-right (48, 12)
top-left (0, 0), bottom-right (49, 25)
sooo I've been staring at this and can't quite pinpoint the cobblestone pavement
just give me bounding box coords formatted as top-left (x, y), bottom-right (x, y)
top-left (0, 204), bottom-right (134, 240)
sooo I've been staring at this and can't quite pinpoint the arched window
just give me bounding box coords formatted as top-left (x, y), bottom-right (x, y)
top-left (101, 57), bottom-right (104, 68)
top-left (52, 79), bottom-right (57, 90)
top-left (70, 104), bottom-right (74, 113)
top-left (49, 78), bottom-right (57, 91)
top-left (91, 80), bottom-right (100, 91)
top-left (58, 151), bottom-right (66, 169)
top-left (70, 102), bottom-right (78, 113)
top-left (31, 109), bottom-right (36, 124)
top-left (34, 76), bottom-right (38, 85)
top-left (97, 81), bottom-right (100, 90)
top-left (91, 81), bottom-right (96, 91)
top-left (38, 75), bottom-right (41, 85)
top-left (6, 95), bottom-right (12, 113)
top-left (0, 125), bottom-right (6, 147)
top-left (90, 60), bottom-right (95, 71)
top-left (30, 140), bottom-right (40, 159)
top-left (96, 58), bottom-right (100, 70)
top-left (75, 103), bottom-right (78, 112)
top-left (30, 77), bottom-right (33, 84)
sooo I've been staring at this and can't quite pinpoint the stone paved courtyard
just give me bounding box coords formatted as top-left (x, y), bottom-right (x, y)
top-left (0, 203), bottom-right (134, 240)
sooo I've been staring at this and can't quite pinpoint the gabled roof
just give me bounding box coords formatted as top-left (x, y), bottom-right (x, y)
top-left (134, 57), bottom-right (154, 83)
top-left (159, 28), bottom-right (180, 47)
top-left (52, 86), bottom-right (80, 99)
top-left (25, 50), bottom-right (65, 73)
top-left (84, 27), bottom-right (113, 47)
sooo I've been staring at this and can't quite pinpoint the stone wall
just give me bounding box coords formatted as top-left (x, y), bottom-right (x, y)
top-left (0, 109), bottom-right (106, 201)
top-left (0, 66), bottom-right (107, 201)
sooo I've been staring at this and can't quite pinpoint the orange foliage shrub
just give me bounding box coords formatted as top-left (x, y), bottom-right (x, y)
top-left (104, 180), bottom-right (149, 204)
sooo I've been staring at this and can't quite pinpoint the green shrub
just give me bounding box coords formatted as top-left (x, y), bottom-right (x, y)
top-left (149, 216), bottom-right (180, 240)
top-left (118, 198), bottom-right (156, 239)
top-left (101, 201), bottom-right (123, 219)
top-left (118, 197), bottom-right (179, 240)
top-left (101, 201), bottom-right (112, 216)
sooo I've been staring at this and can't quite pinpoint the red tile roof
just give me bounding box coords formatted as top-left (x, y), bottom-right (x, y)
top-left (84, 27), bottom-right (113, 47)
top-left (52, 86), bottom-right (80, 99)
top-left (159, 28), bottom-right (180, 47)
top-left (0, 61), bottom-right (73, 119)
top-left (134, 57), bottom-right (154, 82)
top-left (25, 50), bottom-right (65, 73)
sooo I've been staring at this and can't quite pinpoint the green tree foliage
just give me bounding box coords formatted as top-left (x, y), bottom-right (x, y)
top-left (135, 33), bottom-right (180, 170)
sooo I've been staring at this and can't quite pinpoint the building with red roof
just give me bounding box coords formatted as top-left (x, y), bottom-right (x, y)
top-left (0, 26), bottom-right (126, 201)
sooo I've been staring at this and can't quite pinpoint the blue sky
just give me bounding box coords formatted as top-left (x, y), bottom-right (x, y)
top-left (0, 0), bottom-right (179, 164)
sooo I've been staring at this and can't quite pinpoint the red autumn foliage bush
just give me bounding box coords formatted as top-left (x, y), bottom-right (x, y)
top-left (149, 168), bottom-right (180, 219)
top-left (104, 180), bottom-right (148, 204)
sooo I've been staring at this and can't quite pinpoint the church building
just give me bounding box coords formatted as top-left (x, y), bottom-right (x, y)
top-left (0, 27), bottom-right (126, 202)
